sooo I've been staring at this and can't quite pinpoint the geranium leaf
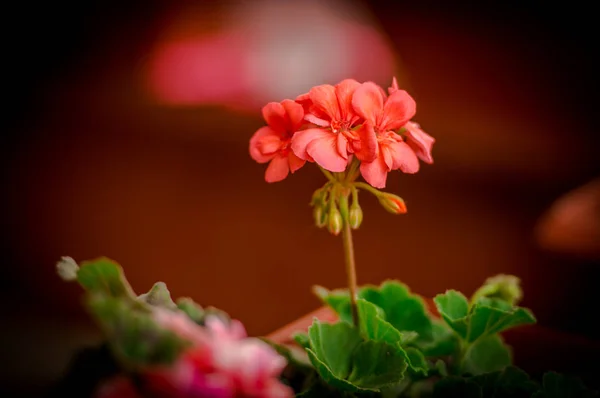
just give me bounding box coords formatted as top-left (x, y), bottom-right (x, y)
top-left (176, 297), bottom-right (204, 323)
top-left (417, 320), bottom-right (460, 357)
top-left (86, 295), bottom-right (188, 366)
top-left (433, 290), bottom-right (469, 339)
top-left (358, 281), bottom-right (434, 342)
top-left (357, 299), bottom-right (427, 376)
top-left (306, 319), bottom-right (409, 392)
top-left (462, 334), bottom-right (511, 375)
top-left (467, 298), bottom-right (536, 342)
top-left (313, 285), bottom-right (354, 324)
top-left (138, 282), bottom-right (177, 310)
top-left (76, 257), bottom-right (136, 299)
top-left (346, 340), bottom-right (408, 389)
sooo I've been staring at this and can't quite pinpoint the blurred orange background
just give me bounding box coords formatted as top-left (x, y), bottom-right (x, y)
top-left (2, 1), bottom-right (599, 396)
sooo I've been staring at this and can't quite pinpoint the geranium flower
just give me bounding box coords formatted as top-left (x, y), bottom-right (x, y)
top-left (291, 79), bottom-right (377, 172)
top-left (250, 99), bottom-right (306, 183)
top-left (352, 82), bottom-right (421, 188)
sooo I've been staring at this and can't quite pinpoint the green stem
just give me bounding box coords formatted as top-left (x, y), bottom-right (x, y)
top-left (354, 181), bottom-right (383, 198)
top-left (318, 166), bottom-right (336, 183)
top-left (346, 157), bottom-right (361, 182)
top-left (341, 216), bottom-right (359, 327)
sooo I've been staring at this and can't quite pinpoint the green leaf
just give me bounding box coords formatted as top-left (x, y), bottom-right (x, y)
top-left (434, 292), bottom-right (536, 343)
top-left (76, 257), bottom-right (135, 299)
top-left (346, 340), bottom-right (408, 389)
top-left (313, 285), bottom-right (354, 324)
top-left (86, 294), bottom-right (188, 366)
top-left (307, 321), bottom-right (362, 382)
top-left (315, 281), bottom-right (434, 343)
top-left (176, 297), bottom-right (205, 323)
top-left (138, 282), bottom-right (177, 310)
top-left (533, 372), bottom-right (599, 398)
top-left (357, 299), bottom-right (427, 376)
top-left (358, 281), bottom-right (434, 342)
top-left (418, 320), bottom-right (460, 357)
top-left (462, 334), bottom-right (511, 375)
top-left (467, 298), bottom-right (536, 342)
top-left (471, 274), bottom-right (523, 306)
top-left (294, 332), bottom-right (311, 350)
top-left (434, 290), bottom-right (470, 339)
top-left (306, 320), bottom-right (408, 392)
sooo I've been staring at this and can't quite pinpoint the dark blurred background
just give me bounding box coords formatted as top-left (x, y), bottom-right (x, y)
top-left (2, 1), bottom-right (599, 396)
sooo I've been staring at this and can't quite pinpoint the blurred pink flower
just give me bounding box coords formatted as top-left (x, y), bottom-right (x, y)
top-left (250, 100), bottom-right (307, 183)
top-left (96, 313), bottom-right (292, 398)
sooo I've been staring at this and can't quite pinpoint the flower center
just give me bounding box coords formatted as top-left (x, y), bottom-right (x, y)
top-left (331, 120), bottom-right (351, 134)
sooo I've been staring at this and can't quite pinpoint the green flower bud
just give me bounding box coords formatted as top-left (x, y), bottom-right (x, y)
top-left (328, 206), bottom-right (343, 236)
top-left (314, 205), bottom-right (328, 228)
top-left (349, 205), bottom-right (363, 229)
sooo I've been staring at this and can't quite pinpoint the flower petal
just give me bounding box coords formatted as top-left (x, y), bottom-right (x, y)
top-left (353, 123), bottom-right (378, 162)
top-left (380, 90), bottom-right (416, 131)
top-left (360, 154), bottom-right (388, 188)
top-left (261, 102), bottom-right (287, 133)
top-left (388, 77), bottom-right (399, 94)
top-left (306, 133), bottom-right (348, 172)
top-left (304, 113), bottom-right (331, 127)
top-left (405, 121), bottom-right (435, 164)
top-left (335, 79), bottom-right (360, 122)
top-left (249, 126), bottom-right (278, 163)
top-left (281, 99), bottom-right (304, 131)
top-left (388, 140), bottom-right (420, 173)
top-left (337, 132), bottom-right (349, 159)
top-left (288, 151), bottom-right (306, 173)
top-left (309, 84), bottom-right (340, 122)
top-left (352, 82), bottom-right (384, 125)
top-left (290, 128), bottom-right (329, 160)
top-left (382, 145), bottom-right (394, 171)
top-left (265, 154), bottom-right (290, 183)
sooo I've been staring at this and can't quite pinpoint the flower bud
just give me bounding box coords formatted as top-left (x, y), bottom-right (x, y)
top-left (349, 205), bottom-right (363, 229)
top-left (378, 193), bottom-right (407, 214)
top-left (313, 205), bottom-right (328, 228)
top-left (328, 206), bottom-right (343, 236)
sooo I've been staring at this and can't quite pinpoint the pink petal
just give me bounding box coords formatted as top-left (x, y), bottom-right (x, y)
top-left (304, 113), bottom-right (331, 127)
top-left (306, 133), bottom-right (348, 172)
top-left (335, 79), bottom-right (360, 122)
top-left (405, 121), bottom-right (435, 164)
top-left (250, 126), bottom-right (278, 164)
top-left (281, 99), bottom-right (304, 131)
top-left (382, 145), bottom-right (394, 171)
top-left (265, 154), bottom-right (290, 183)
top-left (259, 135), bottom-right (283, 155)
top-left (337, 132), bottom-right (349, 159)
top-left (388, 77), bottom-right (399, 94)
top-left (360, 154), bottom-right (388, 188)
top-left (290, 128), bottom-right (329, 160)
top-left (288, 151), bottom-right (306, 173)
top-left (309, 84), bottom-right (341, 122)
top-left (352, 82), bottom-right (384, 125)
top-left (388, 140), bottom-right (420, 173)
top-left (261, 102), bottom-right (288, 133)
top-left (353, 123), bottom-right (378, 162)
top-left (380, 90), bottom-right (417, 131)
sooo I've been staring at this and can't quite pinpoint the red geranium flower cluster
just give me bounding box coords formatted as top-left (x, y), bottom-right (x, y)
top-left (250, 77), bottom-right (434, 188)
